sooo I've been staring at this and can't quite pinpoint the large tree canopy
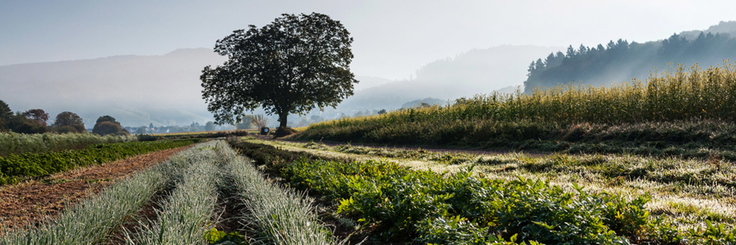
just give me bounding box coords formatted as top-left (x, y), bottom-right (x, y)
top-left (53, 111), bottom-right (86, 133)
top-left (201, 12), bottom-right (358, 128)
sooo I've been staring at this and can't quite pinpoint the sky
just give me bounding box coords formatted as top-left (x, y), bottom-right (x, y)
top-left (2, 0), bottom-right (736, 80)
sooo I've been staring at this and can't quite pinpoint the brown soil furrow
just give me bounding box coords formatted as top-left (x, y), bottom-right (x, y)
top-left (0, 145), bottom-right (192, 231)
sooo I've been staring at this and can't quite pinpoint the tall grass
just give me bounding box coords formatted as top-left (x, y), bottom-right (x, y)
top-left (123, 141), bottom-right (222, 245)
top-left (0, 132), bottom-right (136, 157)
top-left (220, 142), bottom-right (333, 245)
top-left (0, 142), bottom-right (210, 245)
top-left (300, 62), bottom-right (736, 149)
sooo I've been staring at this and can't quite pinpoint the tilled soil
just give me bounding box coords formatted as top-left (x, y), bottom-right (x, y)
top-left (0, 145), bottom-right (192, 231)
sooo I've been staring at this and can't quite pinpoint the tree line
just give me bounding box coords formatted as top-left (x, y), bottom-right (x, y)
top-left (524, 32), bottom-right (736, 93)
top-left (0, 100), bottom-right (129, 136)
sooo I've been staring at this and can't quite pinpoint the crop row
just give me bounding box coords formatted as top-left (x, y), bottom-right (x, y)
top-left (123, 143), bottom-right (221, 244)
top-left (0, 142), bottom-right (185, 244)
top-left (0, 139), bottom-right (198, 185)
top-left (229, 139), bottom-right (736, 244)
top-left (0, 132), bottom-right (138, 157)
top-left (1, 140), bottom-right (333, 245)
top-left (220, 141), bottom-right (333, 244)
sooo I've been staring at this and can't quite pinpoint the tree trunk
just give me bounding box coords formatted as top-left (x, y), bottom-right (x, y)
top-left (278, 112), bottom-right (288, 128)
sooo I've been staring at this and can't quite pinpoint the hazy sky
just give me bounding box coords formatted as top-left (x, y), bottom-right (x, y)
top-left (2, 0), bottom-right (735, 80)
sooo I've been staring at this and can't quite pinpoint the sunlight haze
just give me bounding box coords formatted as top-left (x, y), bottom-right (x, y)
top-left (2, 0), bottom-right (734, 80)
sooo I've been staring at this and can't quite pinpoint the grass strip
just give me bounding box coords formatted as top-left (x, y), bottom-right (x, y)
top-left (122, 141), bottom-right (221, 245)
top-left (220, 141), bottom-right (333, 245)
top-left (0, 139), bottom-right (198, 185)
top-left (0, 142), bottom-right (208, 244)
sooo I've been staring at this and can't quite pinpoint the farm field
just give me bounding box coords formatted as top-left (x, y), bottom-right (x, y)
top-left (0, 140), bottom-right (333, 245)
top-left (297, 63), bottom-right (736, 162)
top-left (230, 137), bottom-right (736, 244)
top-left (0, 145), bottom-right (191, 230)
top-left (0, 139), bottom-right (199, 185)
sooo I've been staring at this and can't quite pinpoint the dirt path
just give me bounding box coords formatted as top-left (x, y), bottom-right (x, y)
top-left (0, 145), bottom-right (192, 230)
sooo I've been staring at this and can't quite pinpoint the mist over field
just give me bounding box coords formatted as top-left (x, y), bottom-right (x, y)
top-left (2, 1), bottom-right (736, 128)
top-left (0, 49), bottom-right (225, 128)
top-left (0, 45), bottom-right (561, 128)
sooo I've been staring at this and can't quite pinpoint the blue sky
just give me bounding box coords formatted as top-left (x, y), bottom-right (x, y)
top-left (2, 0), bottom-right (735, 80)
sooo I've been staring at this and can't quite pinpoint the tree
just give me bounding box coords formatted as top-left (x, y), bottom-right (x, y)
top-left (201, 12), bottom-right (358, 129)
top-left (52, 111), bottom-right (86, 133)
top-left (92, 115), bottom-right (129, 136)
top-left (204, 121), bottom-right (216, 131)
top-left (23, 109), bottom-right (49, 127)
top-left (96, 115), bottom-right (117, 124)
top-left (0, 100), bottom-right (11, 131)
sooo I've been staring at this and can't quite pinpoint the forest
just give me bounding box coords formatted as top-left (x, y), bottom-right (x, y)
top-left (524, 31), bottom-right (736, 93)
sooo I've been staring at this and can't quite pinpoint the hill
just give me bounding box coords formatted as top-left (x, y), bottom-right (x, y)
top-left (524, 21), bottom-right (736, 93)
top-left (0, 48), bottom-right (226, 128)
top-left (332, 45), bottom-right (561, 114)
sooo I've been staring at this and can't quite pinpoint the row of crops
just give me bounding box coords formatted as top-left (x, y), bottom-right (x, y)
top-left (0, 140), bottom-right (333, 245)
top-left (0, 132), bottom-right (138, 157)
top-left (0, 139), bottom-right (198, 185)
top-left (228, 139), bottom-right (736, 244)
top-left (297, 63), bottom-right (736, 157)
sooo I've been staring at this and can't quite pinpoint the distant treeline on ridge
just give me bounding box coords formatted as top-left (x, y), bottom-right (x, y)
top-left (525, 23), bottom-right (736, 93)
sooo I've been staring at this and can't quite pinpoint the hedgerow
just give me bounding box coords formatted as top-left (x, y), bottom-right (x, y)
top-left (0, 139), bottom-right (197, 185)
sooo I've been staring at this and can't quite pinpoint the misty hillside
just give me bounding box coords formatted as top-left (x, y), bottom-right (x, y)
top-left (1, 45), bottom-right (561, 127)
top-left (524, 21), bottom-right (736, 93)
top-left (0, 48), bottom-right (226, 128)
top-left (334, 45), bottom-right (561, 113)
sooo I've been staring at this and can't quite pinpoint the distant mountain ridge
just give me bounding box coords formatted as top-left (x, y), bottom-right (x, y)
top-left (332, 45), bottom-right (562, 114)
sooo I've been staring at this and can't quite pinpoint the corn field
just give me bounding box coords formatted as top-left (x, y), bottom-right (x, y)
top-left (299, 62), bottom-right (736, 150)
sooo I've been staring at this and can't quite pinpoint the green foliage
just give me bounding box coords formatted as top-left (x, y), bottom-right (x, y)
top-left (0, 131), bottom-right (137, 156)
top-left (0, 139), bottom-right (195, 185)
top-left (226, 138), bottom-right (319, 174)
top-left (93, 121), bottom-right (128, 136)
top-left (201, 13), bottom-right (358, 128)
top-left (282, 158), bottom-right (646, 244)
top-left (52, 111), bottom-right (86, 133)
top-left (205, 228), bottom-right (249, 245)
top-left (123, 141), bottom-right (221, 245)
top-left (7, 112), bottom-right (47, 134)
top-left (0, 141), bottom-right (204, 244)
top-left (525, 32), bottom-right (736, 93)
top-left (222, 141), bottom-right (333, 245)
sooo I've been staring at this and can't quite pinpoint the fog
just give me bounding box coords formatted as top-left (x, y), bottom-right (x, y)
top-left (2, 1), bottom-right (736, 127)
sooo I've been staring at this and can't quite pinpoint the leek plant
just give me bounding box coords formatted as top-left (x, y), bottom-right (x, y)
top-left (0, 141), bottom-right (206, 245)
top-left (123, 141), bottom-right (222, 245)
top-left (220, 143), bottom-right (333, 245)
